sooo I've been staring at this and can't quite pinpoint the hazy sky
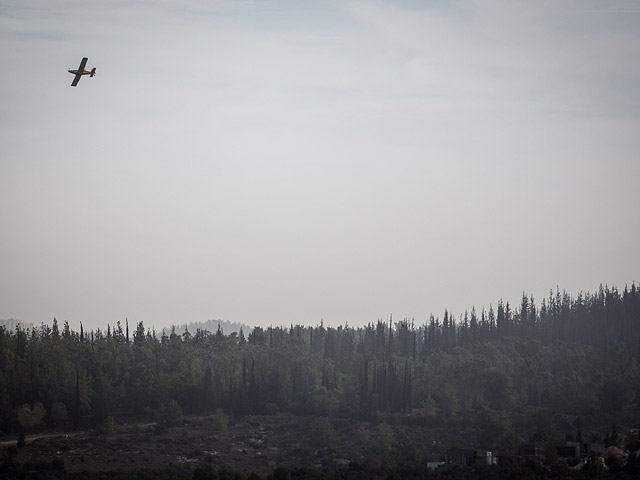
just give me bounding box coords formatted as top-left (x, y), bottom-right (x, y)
top-left (1, 0), bottom-right (639, 331)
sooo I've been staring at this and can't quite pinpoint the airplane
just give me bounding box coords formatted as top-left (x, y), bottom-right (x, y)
top-left (68, 57), bottom-right (96, 86)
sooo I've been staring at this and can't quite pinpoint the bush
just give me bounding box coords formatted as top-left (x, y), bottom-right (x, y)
top-left (373, 423), bottom-right (393, 456)
top-left (212, 408), bottom-right (228, 431)
top-left (355, 426), bottom-right (371, 447)
top-left (97, 416), bottom-right (116, 436)
top-left (164, 400), bottom-right (183, 432)
top-left (14, 403), bottom-right (46, 432)
top-left (49, 402), bottom-right (67, 426)
top-left (265, 402), bottom-right (279, 416)
top-left (193, 463), bottom-right (217, 480)
top-left (312, 417), bottom-right (338, 449)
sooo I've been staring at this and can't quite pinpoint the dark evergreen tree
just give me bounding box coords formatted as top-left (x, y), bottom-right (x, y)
top-left (73, 372), bottom-right (80, 430)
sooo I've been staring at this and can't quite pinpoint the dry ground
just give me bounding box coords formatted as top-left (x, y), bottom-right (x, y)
top-left (1, 415), bottom-right (465, 475)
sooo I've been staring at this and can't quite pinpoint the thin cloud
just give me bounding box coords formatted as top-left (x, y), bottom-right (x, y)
top-left (1, 0), bottom-right (638, 329)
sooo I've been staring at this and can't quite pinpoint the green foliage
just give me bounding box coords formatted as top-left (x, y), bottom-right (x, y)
top-left (476, 406), bottom-right (510, 448)
top-left (193, 463), bottom-right (217, 480)
top-left (165, 399), bottom-right (183, 431)
top-left (599, 378), bottom-right (631, 414)
top-left (393, 431), bottom-right (419, 464)
top-left (373, 423), bottom-right (394, 457)
top-left (211, 408), bottom-right (228, 432)
top-left (531, 426), bottom-right (561, 446)
top-left (0, 281), bottom-right (638, 449)
top-left (311, 417), bottom-right (338, 449)
top-left (497, 431), bottom-right (524, 459)
top-left (97, 415), bottom-right (116, 436)
top-left (354, 426), bottom-right (371, 446)
top-left (481, 367), bottom-right (513, 410)
top-left (49, 402), bottom-right (67, 426)
top-left (14, 402), bottom-right (45, 432)
top-left (417, 395), bottom-right (436, 421)
top-left (542, 445), bottom-right (559, 466)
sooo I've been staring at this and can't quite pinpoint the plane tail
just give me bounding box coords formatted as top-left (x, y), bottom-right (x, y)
top-left (90, 67), bottom-right (96, 77)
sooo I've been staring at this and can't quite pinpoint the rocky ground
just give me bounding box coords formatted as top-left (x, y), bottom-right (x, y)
top-left (1, 414), bottom-right (464, 475)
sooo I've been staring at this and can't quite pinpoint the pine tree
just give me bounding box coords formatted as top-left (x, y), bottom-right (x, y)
top-left (134, 321), bottom-right (145, 345)
top-left (52, 318), bottom-right (60, 339)
top-left (73, 372), bottom-right (80, 430)
top-left (164, 400), bottom-right (183, 432)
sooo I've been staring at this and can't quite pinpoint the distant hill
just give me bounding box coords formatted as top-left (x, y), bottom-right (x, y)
top-left (163, 319), bottom-right (252, 337)
top-left (0, 317), bottom-right (34, 331)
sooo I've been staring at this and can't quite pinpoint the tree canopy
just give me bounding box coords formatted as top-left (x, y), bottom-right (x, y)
top-left (1, 283), bottom-right (639, 442)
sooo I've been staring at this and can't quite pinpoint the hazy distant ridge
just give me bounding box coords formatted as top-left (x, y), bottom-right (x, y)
top-left (0, 318), bottom-right (34, 331)
top-left (168, 319), bottom-right (252, 337)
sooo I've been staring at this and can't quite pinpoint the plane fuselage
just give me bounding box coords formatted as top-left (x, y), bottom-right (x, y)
top-left (68, 68), bottom-right (96, 76)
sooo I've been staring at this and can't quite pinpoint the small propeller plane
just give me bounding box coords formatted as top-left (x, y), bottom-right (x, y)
top-left (68, 57), bottom-right (96, 86)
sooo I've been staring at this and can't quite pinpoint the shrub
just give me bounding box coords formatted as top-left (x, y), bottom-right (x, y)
top-left (97, 416), bottom-right (116, 436)
top-left (50, 402), bottom-right (67, 427)
top-left (14, 403), bottom-right (46, 432)
top-left (212, 408), bottom-right (228, 431)
top-left (165, 400), bottom-right (183, 432)
top-left (311, 417), bottom-right (338, 449)
top-left (265, 402), bottom-right (279, 416)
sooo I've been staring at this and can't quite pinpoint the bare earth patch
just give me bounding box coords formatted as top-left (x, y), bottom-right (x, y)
top-left (1, 415), bottom-right (459, 475)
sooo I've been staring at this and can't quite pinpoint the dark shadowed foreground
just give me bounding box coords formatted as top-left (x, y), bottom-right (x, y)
top-left (2, 413), bottom-right (640, 479)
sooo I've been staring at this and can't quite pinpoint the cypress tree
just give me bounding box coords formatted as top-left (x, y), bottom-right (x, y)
top-left (73, 372), bottom-right (80, 430)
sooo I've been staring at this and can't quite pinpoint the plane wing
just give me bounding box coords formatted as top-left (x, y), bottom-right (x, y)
top-left (78, 57), bottom-right (88, 72)
top-left (71, 72), bottom-right (83, 87)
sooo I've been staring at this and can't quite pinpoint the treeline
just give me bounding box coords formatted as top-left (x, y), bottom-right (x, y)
top-left (1, 284), bottom-right (639, 442)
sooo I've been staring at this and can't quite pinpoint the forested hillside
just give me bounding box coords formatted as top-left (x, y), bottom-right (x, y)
top-left (1, 284), bottom-right (639, 448)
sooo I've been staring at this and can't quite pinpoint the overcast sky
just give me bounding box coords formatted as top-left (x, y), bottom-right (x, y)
top-left (1, 0), bottom-right (639, 331)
